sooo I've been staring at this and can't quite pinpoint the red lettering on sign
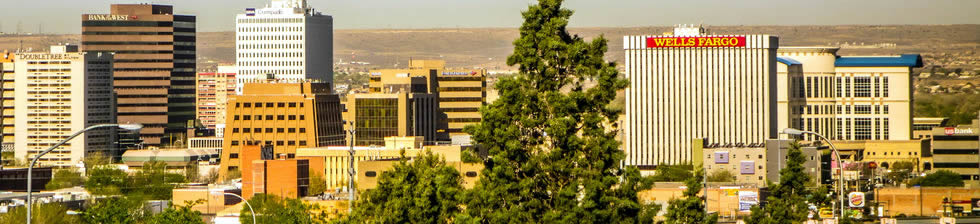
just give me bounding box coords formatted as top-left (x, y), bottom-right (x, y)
top-left (646, 36), bottom-right (747, 48)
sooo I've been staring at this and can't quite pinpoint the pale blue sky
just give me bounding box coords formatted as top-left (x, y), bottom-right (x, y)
top-left (1, 0), bottom-right (978, 34)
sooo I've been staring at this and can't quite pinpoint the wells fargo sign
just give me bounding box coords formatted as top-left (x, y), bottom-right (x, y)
top-left (646, 36), bottom-right (746, 48)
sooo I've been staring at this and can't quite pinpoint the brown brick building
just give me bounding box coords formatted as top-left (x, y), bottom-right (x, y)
top-left (219, 81), bottom-right (343, 178)
top-left (82, 4), bottom-right (197, 147)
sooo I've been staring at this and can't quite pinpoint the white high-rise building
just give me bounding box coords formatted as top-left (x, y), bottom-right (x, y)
top-left (235, 0), bottom-right (333, 94)
top-left (13, 45), bottom-right (116, 168)
top-left (623, 25), bottom-right (781, 168)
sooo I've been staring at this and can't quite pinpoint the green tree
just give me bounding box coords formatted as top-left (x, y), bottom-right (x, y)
top-left (224, 169), bottom-right (242, 183)
top-left (0, 203), bottom-right (80, 224)
top-left (129, 160), bottom-right (186, 200)
top-left (343, 151), bottom-right (463, 223)
top-left (184, 161), bottom-right (200, 183)
top-left (663, 168), bottom-right (718, 224)
top-left (83, 152), bottom-right (111, 176)
top-left (457, 0), bottom-right (656, 222)
top-left (84, 165), bottom-right (129, 196)
top-left (911, 170), bottom-right (965, 187)
top-left (706, 169), bottom-right (736, 183)
top-left (652, 164), bottom-right (694, 182)
top-left (308, 171), bottom-right (328, 197)
top-left (146, 200), bottom-right (206, 224)
top-left (241, 194), bottom-right (315, 224)
top-left (913, 93), bottom-right (980, 125)
top-left (81, 197), bottom-right (146, 224)
top-left (885, 161), bottom-right (916, 185)
top-left (46, 168), bottom-right (85, 190)
top-left (745, 141), bottom-right (812, 224)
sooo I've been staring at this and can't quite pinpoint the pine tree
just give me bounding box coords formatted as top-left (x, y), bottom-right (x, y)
top-left (745, 141), bottom-right (812, 224)
top-left (457, 0), bottom-right (656, 222)
top-left (663, 168), bottom-right (718, 224)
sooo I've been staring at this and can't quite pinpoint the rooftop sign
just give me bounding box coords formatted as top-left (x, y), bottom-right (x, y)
top-left (87, 14), bottom-right (132, 21)
top-left (646, 36), bottom-right (746, 48)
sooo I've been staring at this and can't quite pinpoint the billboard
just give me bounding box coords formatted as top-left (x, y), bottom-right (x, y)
top-left (646, 36), bottom-right (747, 48)
top-left (738, 191), bottom-right (759, 211)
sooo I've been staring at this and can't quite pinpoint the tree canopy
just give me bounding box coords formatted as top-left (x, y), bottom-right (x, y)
top-left (46, 168), bottom-right (85, 190)
top-left (456, 0), bottom-right (657, 222)
top-left (241, 194), bottom-right (320, 224)
top-left (745, 141), bottom-right (813, 224)
top-left (343, 150), bottom-right (464, 223)
top-left (663, 167), bottom-right (717, 224)
top-left (911, 170), bottom-right (965, 187)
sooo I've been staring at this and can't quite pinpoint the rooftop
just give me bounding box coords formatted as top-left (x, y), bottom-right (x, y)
top-left (835, 54), bottom-right (923, 67)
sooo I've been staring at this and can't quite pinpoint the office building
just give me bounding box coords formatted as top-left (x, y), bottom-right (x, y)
top-left (913, 117), bottom-right (948, 139)
top-left (623, 25), bottom-right (781, 167)
top-left (236, 144), bottom-right (323, 199)
top-left (368, 59), bottom-right (487, 138)
top-left (347, 91), bottom-right (439, 146)
top-left (776, 47), bottom-right (921, 142)
top-left (930, 119), bottom-right (979, 184)
top-left (235, 0), bottom-right (333, 94)
top-left (1, 51), bottom-right (14, 152)
top-left (218, 81), bottom-right (344, 178)
top-left (197, 66), bottom-right (237, 133)
top-left (695, 139), bottom-right (821, 185)
top-left (13, 45), bottom-right (116, 168)
top-left (82, 4), bottom-right (197, 147)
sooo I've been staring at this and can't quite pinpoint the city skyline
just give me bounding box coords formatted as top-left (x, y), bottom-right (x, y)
top-left (0, 0), bottom-right (977, 34)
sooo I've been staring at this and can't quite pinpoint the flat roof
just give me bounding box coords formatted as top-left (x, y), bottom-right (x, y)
top-left (835, 54), bottom-right (923, 67)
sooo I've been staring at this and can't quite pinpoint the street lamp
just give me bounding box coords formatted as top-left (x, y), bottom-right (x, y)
top-left (211, 191), bottom-right (256, 224)
top-left (344, 120), bottom-right (356, 212)
top-left (26, 123), bottom-right (141, 224)
top-left (781, 128), bottom-right (845, 220)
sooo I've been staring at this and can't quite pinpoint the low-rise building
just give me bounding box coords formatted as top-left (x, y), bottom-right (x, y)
top-left (695, 139), bottom-right (822, 186)
top-left (913, 117), bottom-right (949, 139)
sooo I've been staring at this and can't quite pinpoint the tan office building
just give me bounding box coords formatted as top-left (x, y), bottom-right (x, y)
top-left (777, 47), bottom-right (920, 142)
top-left (12, 45), bottom-right (116, 168)
top-left (82, 4), bottom-right (197, 147)
top-left (930, 119), bottom-right (979, 185)
top-left (218, 81), bottom-right (344, 177)
top-left (368, 59), bottom-right (486, 138)
top-left (196, 65), bottom-right (236, 135)
top-left (347, 92), bottom-right (439, 146)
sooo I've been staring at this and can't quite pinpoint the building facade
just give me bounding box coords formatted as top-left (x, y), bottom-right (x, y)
top-left (13, 45), bottom-right (116, 168)
top-left (235, 0), bottom-right (333, 94)
top-left (624, 25), bottom-right (780, 167)
top-left (913, 117), bottom-right (948, 140)
top-left (196, 65), bottom-right (237, 133)
top-left (777, 47), bottom-right (921, 142)
top-left (347, 92), bottom-right (439, 146)
top-left (930, 119), bottom-right (979, 184)
top-left (0, 52), bottom-right (14, 152)
top-left (695, 139), bottom-right (822, 185)
top-left (82, 4), bottom-right (197, 147)
top-left (218, 81), bottom-right (344, 178)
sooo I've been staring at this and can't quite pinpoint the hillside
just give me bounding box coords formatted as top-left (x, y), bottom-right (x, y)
top-left (1, 25), bottom-right (977, 72)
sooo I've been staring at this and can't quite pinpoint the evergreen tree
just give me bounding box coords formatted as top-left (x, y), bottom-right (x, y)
top-left (241, 194), bottom-right (315, 224)
top-left (745, 141), bottom-right (812, 224)
top-left (663, 168), bottom-right (718, 224)
top-left (457, 0), bottom-right (656, 222)
top-left (146, 201), bottom-right (206, 224)
top-left (342, 151), bottom-right (464, 223)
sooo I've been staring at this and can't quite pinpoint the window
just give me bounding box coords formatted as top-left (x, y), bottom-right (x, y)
top-left (276, 141), bottom-right (284, 146)
top-left (265, 141), bottom-right (273, 146)
top-left (266, 115), bottom-right (274, 120)
top-left (232, 128), bottom-right (240, 133)
top-left (234, 115), bottom-right (240, 120)
top-left (255, 115), bottom-right (262, 120)
top-left (299, 128), bottom-right (306, 133)
top-left (243, 128), bottom-right (251, 133)
top-left (299, 140), bottom-right (307, 146)
top-left (243, 103), bottom-right (251, 107)
top-left (230, 153), bottom-right (239, 158)
top-left (855, 118), bottom-right (872, 140)
top-left (836, 77), bottom-right (843, 97)
top-left (266, 103), bottom-right (274, 107)
top-left (255, 103), bottom-right (263, 108)
top-left (854, 77), bottom-right (871, 97)
top-left (365, 171), bottom-right (377, 177)
top-left (277, 128), bottom-right (285, 133)
top-left (883, 77), bottom-right (889, 97)
top-left (288, 141), bottom-right (296, 146)
top-left (278, 103), bottom-right (285, 107)
top-left (277, 115), bottom-right (285, 120)
top-left (300, 115), bottom-right (305, 120)
top-left (236, 103), bottom-right (240, 108)
top-left (289, 115), bottom-right (296, 120)
top-left (254, 128), bottom-right (262, 133)
top-left (288, 128), bottom-right (296, 133)
top-left (243, 115), bottom-right (251, 120)
top-left (288, 102), bottom-right (296, 107)
top-left (855, 105), bottom-right (872, 114)
top-left (465, 171), bottom-right (478, 177)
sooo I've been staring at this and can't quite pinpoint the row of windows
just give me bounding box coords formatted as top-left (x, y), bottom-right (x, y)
top-left (797, 104), bottom-right (889, 115)
top-left (238, 43), bottom-right (303, 50)
top-left (231, 127), bottom-right (306, 133)
top-left (238, 35), bottom-right (304, 41)
top-left (438, 87), bottom-right (484, 92)
top-left (82, 21), bottom-right (173, 27)
top-left (236, 102), bottom-right (303, 108)
top-left (233, 114), bottom-right (306, 121)
top-left (866, 151), bottom-right (920, 156)
top-left (794, 76), bottom-right (890, 98)
top-left (238, 60), bottom-right (304, 67)
top-left (230, 140), bottom-right (308, 147)
top-left (238, 52), bottom-right (304, 59)
top-left (238, 18), bottom-right (304, 24)
top-left (237, 25), bottom-right (304, 33)
top-left (26, 61), bottom-right (71, 65)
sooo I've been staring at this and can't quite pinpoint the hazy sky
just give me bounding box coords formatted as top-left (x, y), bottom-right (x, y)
top-left (1, 0), bottom-right (977, 34)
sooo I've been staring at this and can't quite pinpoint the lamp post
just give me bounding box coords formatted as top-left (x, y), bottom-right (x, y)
top-left (345, 120), bottom-right (356, 212)
top-left (26, 123), bottom-right (142, 224)
top-left (212, 191), bottom-right (256, 224)
top-left (782, 128), bottom-right (845, 220)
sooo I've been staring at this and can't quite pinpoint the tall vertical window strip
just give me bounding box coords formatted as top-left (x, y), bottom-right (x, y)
top-left (855, 118), bottom-right (872, 140)
top-left (806, 77), bottom-right (812, 98)
top-left (875, 76), bottom-right (882, 98)
top-left (883, 76), bottom-right (889, 97)
top-left (854, 77), bottom-right (872, 97)
top-left (836, 77), bottom-right (842, 98)
top-left (883, 118), bottom-right (889, 140)
top-left (837, 118), bottom-right (844, 140)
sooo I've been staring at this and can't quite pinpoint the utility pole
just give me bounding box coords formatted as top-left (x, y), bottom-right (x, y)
top-left (346, 120), bottom-right (356, 212)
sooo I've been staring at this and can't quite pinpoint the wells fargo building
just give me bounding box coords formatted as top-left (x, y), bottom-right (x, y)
top-left (623, 26), bottom-right (780, 167)
top-left (82, 4), bottom-right (197, 146)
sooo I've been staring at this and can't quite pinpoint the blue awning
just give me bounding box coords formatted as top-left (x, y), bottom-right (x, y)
top-left (835, 54), bottom-right (923, 67)
top-left (776, 57), bottom-right (802, 66)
